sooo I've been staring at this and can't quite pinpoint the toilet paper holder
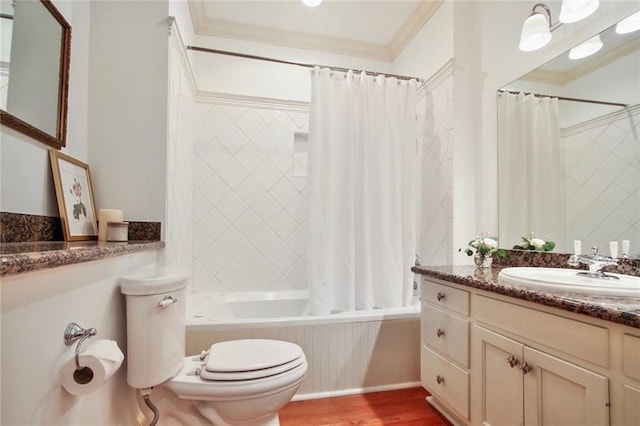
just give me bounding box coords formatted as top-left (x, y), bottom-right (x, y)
top-left (64, 322), bottom-right (97, 370)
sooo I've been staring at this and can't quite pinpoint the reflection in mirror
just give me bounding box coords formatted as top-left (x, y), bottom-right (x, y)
top-left (498, 10), bottom-right (640, 257)
top-left (0, 0), bottom-right (70, 149)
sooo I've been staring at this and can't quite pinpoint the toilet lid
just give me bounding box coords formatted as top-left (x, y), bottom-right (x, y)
top-left (202, 339), bottom-right (304, 381)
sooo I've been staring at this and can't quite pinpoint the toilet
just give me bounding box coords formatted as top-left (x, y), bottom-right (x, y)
top-left (120, 268), bottom-right (307, 425)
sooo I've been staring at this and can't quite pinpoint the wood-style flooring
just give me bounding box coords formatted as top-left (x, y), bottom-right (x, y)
top-left (279, 387), bottom-right (453, 426)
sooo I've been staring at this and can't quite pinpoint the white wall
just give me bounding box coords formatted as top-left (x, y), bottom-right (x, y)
top-left (87, 1), bottom-right (169, 224)
top-left (1, 250), bottom-right (160, 425)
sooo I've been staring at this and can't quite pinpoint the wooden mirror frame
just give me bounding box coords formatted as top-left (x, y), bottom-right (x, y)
top-left (0, 0), bottom-right (71, 149)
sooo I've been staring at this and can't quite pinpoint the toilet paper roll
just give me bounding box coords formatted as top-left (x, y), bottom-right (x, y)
top-left (61, 339), bottom-right (124, 396)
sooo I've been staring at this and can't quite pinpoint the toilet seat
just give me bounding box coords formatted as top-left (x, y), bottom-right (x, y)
top-left (201, 339), bottom-right (304, 381)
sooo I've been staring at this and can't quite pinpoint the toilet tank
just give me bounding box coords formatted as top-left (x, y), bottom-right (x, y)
top-left (120, 267), bottom-right (189, 389)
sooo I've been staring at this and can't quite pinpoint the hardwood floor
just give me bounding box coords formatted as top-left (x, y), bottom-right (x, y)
top-left (279, 387), bottom-right (453, 426)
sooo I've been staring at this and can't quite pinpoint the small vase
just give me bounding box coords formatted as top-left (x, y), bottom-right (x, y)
top-left (474, 253), bottom-right (493, 269)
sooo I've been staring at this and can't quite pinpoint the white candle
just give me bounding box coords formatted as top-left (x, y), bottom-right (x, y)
top-left (98, 209), bottom-right (123, 241)
top-left (609, 241), bottom-right (618, 259)
top-left (622, 240), bottom-right (630, 257)
top-left (573, 240), bottom-right (581, 256)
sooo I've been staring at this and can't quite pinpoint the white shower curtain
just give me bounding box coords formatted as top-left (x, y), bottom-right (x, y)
top-left (498, 92), bottom-right (565, 250)
top-left (307, 68), bottom-right (419, 314)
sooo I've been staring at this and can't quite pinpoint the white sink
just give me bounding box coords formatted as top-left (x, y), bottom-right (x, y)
top-left (498, 267), bottom-right (640, 297)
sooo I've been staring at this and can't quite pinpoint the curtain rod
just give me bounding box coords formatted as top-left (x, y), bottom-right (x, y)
top-left (186, 45), bottom-right (424, 82)
top-left (499, 89), bottom-right (628, 108)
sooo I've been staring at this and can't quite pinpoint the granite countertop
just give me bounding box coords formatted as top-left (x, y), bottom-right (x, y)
top-left (0, 240), bottom-right (165, 277)
top-left (413, 265), bottom-right (640, 329)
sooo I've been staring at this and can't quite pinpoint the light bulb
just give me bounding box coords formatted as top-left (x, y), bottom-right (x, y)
top-left (615, 11), bottom-right (640, 34)
top-left (559, 0), bottom-right (599, 24)
top-left (568, 34), bottom-right (603, 59)
top-left (519, 13), bottom-right (552, 52)
top-left (302, 0), bottom-right (323, 7)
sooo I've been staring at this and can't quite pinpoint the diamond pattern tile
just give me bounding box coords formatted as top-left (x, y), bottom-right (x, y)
top-left (564, 109), bottom-right (640, 253)
top-left (193, 104), bottom-right (310, 293)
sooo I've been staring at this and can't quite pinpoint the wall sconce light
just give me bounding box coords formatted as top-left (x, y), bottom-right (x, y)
top-left (568, 34), bottom-right (603, 59)
top-left (301, 0), bottom-right (323, 7)
top-left (615, 10), bottom-right (640, 34)
top-left (519, 3), bottom-right (554, 52)
top-left (559, 0), bottom-right (599, 24)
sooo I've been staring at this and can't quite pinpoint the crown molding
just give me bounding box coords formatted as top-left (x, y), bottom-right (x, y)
top-left (561, 103), bottom-right (639, 136)
top-left (195, 91), bottom-right (310, 113)
top-left (523, 36), bottom-right (640, 87)
top-left (388, 0), bottom-right (443, 60)
top-left (189, 0), bottom-right (438, 62)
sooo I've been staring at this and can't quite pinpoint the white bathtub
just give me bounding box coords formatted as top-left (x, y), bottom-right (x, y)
top-left (185, 291), bottom-right (421, 400)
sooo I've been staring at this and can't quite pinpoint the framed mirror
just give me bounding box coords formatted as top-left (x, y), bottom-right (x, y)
top-left (498, 10), bottom-right (640, 256)
top-left (0, 0), bottom-right (71, 149)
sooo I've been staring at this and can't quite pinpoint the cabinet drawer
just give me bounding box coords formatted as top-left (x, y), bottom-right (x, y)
top-left (623, 334), bottom-right (640, 381)
top-left (475, 295), bottom-right (609, 367)
top-left (422, 304), bottom-right (469, 367)
top-left (421, 345), bottom-right (469, 419)
top-left (422, 279), bottom-right (469, 316)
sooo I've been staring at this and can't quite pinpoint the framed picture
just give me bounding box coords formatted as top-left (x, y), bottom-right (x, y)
top-left (49, 150), bottom-right (98, 241)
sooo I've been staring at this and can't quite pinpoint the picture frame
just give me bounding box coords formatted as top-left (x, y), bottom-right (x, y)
top-left (49, 150), bottom-right (98, 241)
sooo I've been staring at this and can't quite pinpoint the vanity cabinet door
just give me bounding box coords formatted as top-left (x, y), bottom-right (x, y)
top-left (523, 346), bottom-right (609, 426)
top-left (474, 326), bottom-right (524, 426)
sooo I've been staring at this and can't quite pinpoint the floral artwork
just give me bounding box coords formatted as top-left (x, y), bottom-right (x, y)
top-left (70, 177), bottom-right (87, 220)
top-left (49, 150), bottom-right (98, 241)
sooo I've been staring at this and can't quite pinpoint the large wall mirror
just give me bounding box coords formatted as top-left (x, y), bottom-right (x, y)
top-left (498, 10), bottom-right (640, 257)
top-left (0, 0), bottom-right (71, 149)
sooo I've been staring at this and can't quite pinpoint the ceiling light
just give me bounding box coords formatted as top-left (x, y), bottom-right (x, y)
top-left (301, 0), bottom-right (323, 7)
top-left (568, 34), bottom-right (603, 59)
top-left (559, 0), bottom-right (599, 24)
top-left (615, 11), bottom-right (640, 34)
top-left (519, 4), bottom-right (553, 52)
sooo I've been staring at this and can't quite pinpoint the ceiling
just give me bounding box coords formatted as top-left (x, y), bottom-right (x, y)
top-left (188, 0), bottom-right (443, 61)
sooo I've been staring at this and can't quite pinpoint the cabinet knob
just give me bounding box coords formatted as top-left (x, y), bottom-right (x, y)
top-left (436, 375), bottom-right (445, 384)
top-left (436, 292), bottom-right (445, 301)
top-left (436, 328), bottom-right (445, 338)
top-left (507, 354), bottom-right (520, 368)
top-left (520, 361), bottom-right (533, 374)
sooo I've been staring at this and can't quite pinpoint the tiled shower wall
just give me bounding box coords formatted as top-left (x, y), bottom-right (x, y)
top-left (563, 107), bottom-right (640, 255)
top-left (418, 67), bottom-right (454, 266)
top-left (190, 74), bottom-right (453, 293)
top-left (191, 103), bottom-right (309, 293)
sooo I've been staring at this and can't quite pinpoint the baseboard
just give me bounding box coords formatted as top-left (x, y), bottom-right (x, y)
top-left (291, 381), bottom-right (421, 401)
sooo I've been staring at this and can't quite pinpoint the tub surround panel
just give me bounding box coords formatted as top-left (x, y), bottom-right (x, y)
top-left (412, 265), bottom-right (640, 328)
top-left (187, 317), bottom-right (420, 399)
top-left (0, 240), bottom-right (165, 276)
top-left (0, 211), bottom-right (161, 243)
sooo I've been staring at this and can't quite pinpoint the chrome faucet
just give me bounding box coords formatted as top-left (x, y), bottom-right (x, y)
top-left (568, 246), bottom-right (619, 280)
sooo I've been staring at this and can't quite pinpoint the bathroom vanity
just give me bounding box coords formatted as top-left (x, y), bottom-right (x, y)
top-left (413, 265), bottom-right (640, 426)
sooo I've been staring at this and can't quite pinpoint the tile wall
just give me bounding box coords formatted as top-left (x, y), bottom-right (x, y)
top-left (191, 104), bottom-right (309, 293)
top-left (563, 107), bottom-right (640, 255)
top-left (418, 73), bottom-right (454, 266)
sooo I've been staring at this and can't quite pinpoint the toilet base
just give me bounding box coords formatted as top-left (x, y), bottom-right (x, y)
top-left (197, 403), bottom-right (280, 426)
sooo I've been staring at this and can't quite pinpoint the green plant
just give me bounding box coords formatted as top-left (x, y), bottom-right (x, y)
top-left (460, 234), bottom-right (506, 258)
top-left (513, 232), bottom-right (555, 251)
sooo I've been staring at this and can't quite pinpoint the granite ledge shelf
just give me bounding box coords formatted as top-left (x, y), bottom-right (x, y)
top-left (0, 241), bottom-right (165, 277)
top-left (413, 265), bottom-right (640, 329)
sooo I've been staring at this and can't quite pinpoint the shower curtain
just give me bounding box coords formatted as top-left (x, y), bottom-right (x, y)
top-left (497, 92), bottom-right (565, 250)
top-left (307, 68), bottom-right (419, 314)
